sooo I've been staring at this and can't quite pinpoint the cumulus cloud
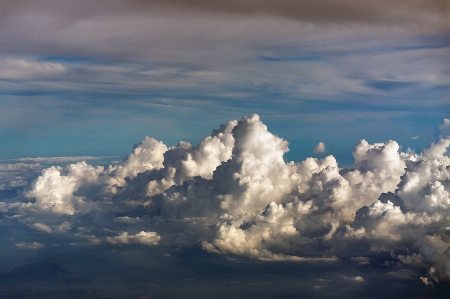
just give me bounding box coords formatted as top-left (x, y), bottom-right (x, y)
top-left (314, 142), bottom-right (326, 153)
top-left (15, 242), bottom-right (44, 249)
top-left (110, 137), bottom-right (168, 187)
top-left (32, 223), bottom-right (52, 233)
top-left (25, 162), bottom-right (104, 214)
top-left (3, 114), bottom-right (450, 285)
top-left (105, 231), bottom-right (160, 246)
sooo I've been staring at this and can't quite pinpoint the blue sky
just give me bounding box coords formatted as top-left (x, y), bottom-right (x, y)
top-left (1, 1), bottom-right (450, 298)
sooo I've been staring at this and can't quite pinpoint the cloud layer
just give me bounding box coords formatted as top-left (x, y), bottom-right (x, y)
top-left (2, 0), bottom-right (448, 29)
top-left (1, 115), bottom-right (450, 286)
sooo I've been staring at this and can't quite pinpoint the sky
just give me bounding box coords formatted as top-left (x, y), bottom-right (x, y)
top-left (0, 0), bottom-right (450, 298)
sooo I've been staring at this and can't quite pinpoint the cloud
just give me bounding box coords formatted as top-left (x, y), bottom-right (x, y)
top-left (32, 223), bottom-right (52, 233)
top-left (314, 142), bottom-right (326, 153)
top-left (115, 216), bottom-right (142, 224)
top-left (352, 276), bottom-right (365, 282)
top-left (0, 163), bottom-right (44, 191)
top-left (15, 242), bottom-right (44, 249)
top-left (436, 118), bottom-right (450, 139)
top-left (0, 58), bottom-right (65, 80)
top-left (10, 156), bottom-right (119, 164)
top-left (350, 256), bottom-right (370, 265)
top-left (109, 137), bottom-right (168, 188)
top-left (341, 275), bottom-right (366, 282)
top-left (0, 1), bottom-right (447, 295)
top-left (105, 231), bottom-right (160, 246)
top-left (0, 0), bottom-right (447, 70)
top-left (2, 114), bottom-right (450, 286)
top-left (25, 162), bottom-right (104, 214)
top-left (0, 0), bottom-right (447, 146)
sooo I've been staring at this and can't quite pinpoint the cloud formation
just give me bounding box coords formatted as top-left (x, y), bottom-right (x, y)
top-left (105, 231), bottom-right (160, 246)
top-left (0, 58), bottom-right (65, 80)
top-left (436, 118), bottom-right (450, 139)
top-left (15, 242), bottom-right (44, 249)
top-left (1, 115), bottom-right (450, 286)
top-left (314, 142), bottom-right (326, 153)
top-left (2, 0), bottom-right (448, 30)
top-left (0, 163), bottom-right (44, 190)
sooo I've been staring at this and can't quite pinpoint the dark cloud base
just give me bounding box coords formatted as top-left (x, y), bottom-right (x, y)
top-left (1, 246), bottom-right (450, 299)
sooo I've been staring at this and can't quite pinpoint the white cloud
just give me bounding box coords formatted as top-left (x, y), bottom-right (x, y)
top-left (105, 231), bottom-right (160, 246)
top-left (56, 221), bottom-right (72, 233)
top-left (145, 118), bottom-right (237, 197)
top-left (436, 118), bottom-right (450, 139)
top-left (115, 216), bottom-right (141, 224)
top-left (15, 242), bottom-right (44, 249)
top-left (0, 163), bottom-right (44, 191)
top-left (109, 137), bottom-right (168, 188)
top-left (0, 58), bottom-right (65, 80)
top-left (25, 162), bottom-right (104, 214)
top-left (313, 142), bottom-right (326, 153)
top-left (353, 276), bottom-right (365, 282)
top-left (32, 222), bottom-right (52, 233)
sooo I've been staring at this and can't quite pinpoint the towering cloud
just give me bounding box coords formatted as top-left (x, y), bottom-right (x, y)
top-left (1, 115), bottom-right (450, 285)
top-left (25, 162), bottom-right (104, 215)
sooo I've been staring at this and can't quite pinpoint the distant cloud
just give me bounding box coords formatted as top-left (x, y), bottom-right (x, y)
top-left (0, 58), bottom-right (65, 80)
top-left (0, 157), bottom-right (118, 192)
top-left (32, 223), bottom-right (52, 233)
top-left (350, 257), bottom-right (370, 265)
top-left (115, 216), bottom-right (141, 223)
top-left (353, 276), bottom-right (365, 282)
top-left (313, 142), bottom-right (326, 153)
top-left (0, 163), bottom-right (44, 191)
top-left (105, 231), bottom-right (160, 246)
top-left (435, 118), bottom-right (450, 139)
top-left (15, 242), bottom-right (44, 249)
top-left (411, 136), bottom-right (419, 140)
top-left (11, 156), bottom-right (119, 164)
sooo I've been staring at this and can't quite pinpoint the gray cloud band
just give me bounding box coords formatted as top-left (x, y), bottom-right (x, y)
top-left (2, 0), bottom-right (449, 27)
